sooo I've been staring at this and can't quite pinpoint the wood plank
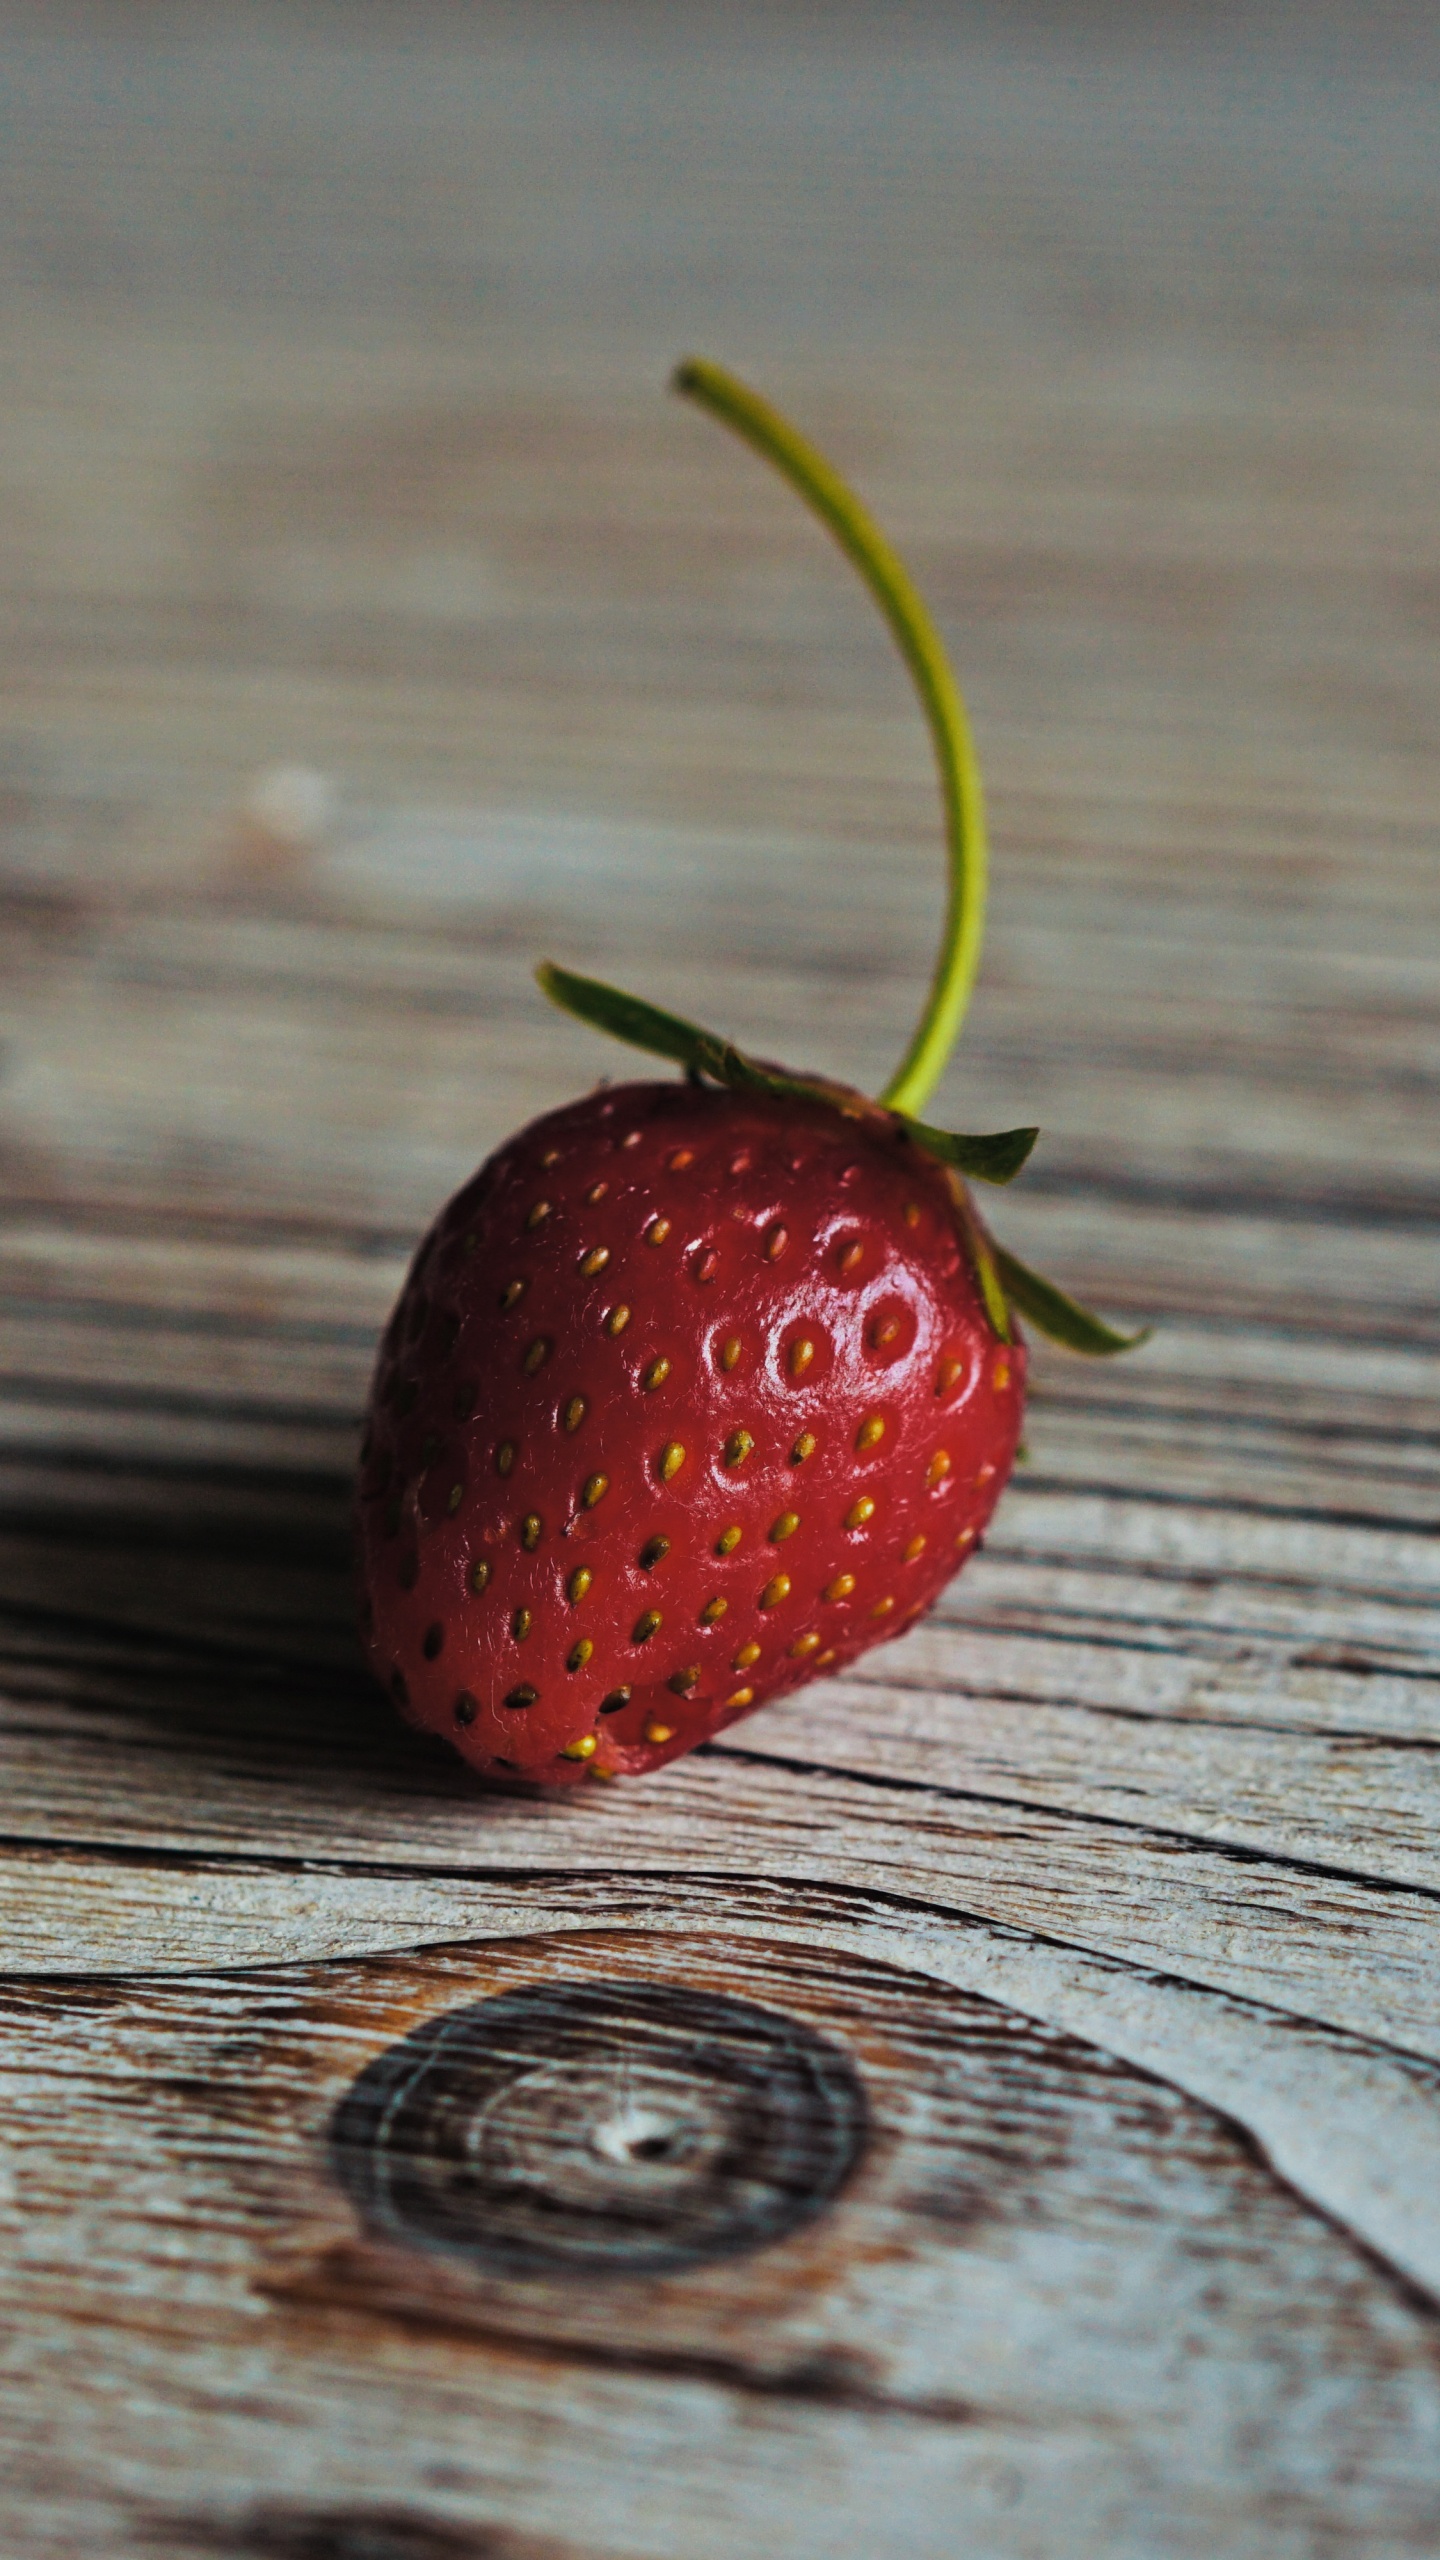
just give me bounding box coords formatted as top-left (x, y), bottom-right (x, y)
top-left (6, 1933), bottom-right (1440, 2559)
top-left (3, 4), bottom-right (1440, 2550)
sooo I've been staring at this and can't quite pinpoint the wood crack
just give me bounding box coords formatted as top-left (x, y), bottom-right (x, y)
top-left (698, 1740), bottom-right (1440, 1904)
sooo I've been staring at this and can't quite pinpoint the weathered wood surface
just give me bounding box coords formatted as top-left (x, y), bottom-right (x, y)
top-left (2, 7), bottom-right (1439, 2554)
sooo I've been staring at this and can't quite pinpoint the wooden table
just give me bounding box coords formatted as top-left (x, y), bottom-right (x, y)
top-left (2, 10), bottom-right (1438, 2554)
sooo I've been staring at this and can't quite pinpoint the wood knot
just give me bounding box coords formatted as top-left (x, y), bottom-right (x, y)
top-left (329, 1980), bottom-right (867, 2277)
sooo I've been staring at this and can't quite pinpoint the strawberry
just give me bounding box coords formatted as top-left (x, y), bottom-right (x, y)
top-left (357, 359), bottom-right (1142, 1787)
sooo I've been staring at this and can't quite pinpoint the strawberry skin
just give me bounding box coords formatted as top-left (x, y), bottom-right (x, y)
top-left (357, 1077), bottom-right (1024, 1786)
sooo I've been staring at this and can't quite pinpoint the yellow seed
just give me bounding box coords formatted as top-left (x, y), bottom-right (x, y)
top-left (790, 1431), bottom-right (817, 1466)
top-left (955, 1526), bottom-right (976, 1550)
top-left (525, 1200), bottom-right (552, 1230)
top-left (788, 1337), bottom-right (815, 1378)
top-left (567, 1566), bottom-right (593, 1603)
top-left (600, 1686), bottom-right (631, 1713)
top-left (770, 1511), bottom-right (800, 1543)
top-left (640, 1534), bottom-right (670, 1570)
top-left (824, 1572), bottom-right (856, 1602)
top-left (643, 1356), bottom-right (672, 1391)
top-left (520, 1512), bottom-right (541, 1550)
top-left (759, 1573), bottom-right (791, 1609)
top-left (562, 1733), bottom-right (598, 1761)
top-left (816, 1647), bottom-right (837, 1667)
top-left (715, 1523), bottom-right (743, 1556)
top-left (567, 1638), bottom-right (594, 1672)
top-left (659, 1440), bottom-right (686, 1482)
top-left (669, 1147), bottom-right (695, 1171)
top-left (643, 1720), bottom-right (674, 1745)
top-left (501, 1278), bottom-right (526, 1310)
top-left (586, 1180), bottom-right (608, 1205)
top-left (633, 1607), bottom-right (662, 1643)
top-left (645, 1216), bottom-right (672, 1246)
top-left (512, 1606), bottom-right (532, 1641)
top-left (606, 1303), bottom-right (632, 1336)
top-left (764, 1222), bottom-right (788, 1262)
top-left (724, 1428), bottom-right (754, 1468)
top-left (790, 1631), bottom-right (821, 1658)
top-left (976, 1460), bottom-right (996, 1485)
top-left (700, 1596), bottom-right (728, 1624)
top-left (927, 1449), bottom-right (953, 1486)
top-left (505, 1683), bottom-right (538, 1709)
top-left (582, 1472), bottom-right (610, 1508)
top-left (468, 1558), bottom-right (491, 1595)
top-left (856, 1413), bottom-right (885, 1452)
top-left (936, 1355), bottom-right (963, 1396)
top-left (872, 1595), bottom-right (895, 1617)
top-left (871, 1314), bottom-right (901, 1348)
top-left (540, 1148), bottom-right (561, 1169)
top-left (904, 1534), bottom-right (927, 1563)
top-left (447, 1482), bottom-right (464, 1513)
top-left (846, 1495), bottom-right (876, 1529)
top-left (496, 1440), bottom-right (516, 1477)
top-left (579, 1245), bottom-right (610, 1277)
top-left (621, 1129), bottom-right (643, 1149)
top-left (563, 1395), bottom-right (587, 1433)
top-left (522, 1336), bottom-right (550, 1375)
top-left (669, 1666), bottom-right (700, 1697)
top-left (903, 1201), bottom-right (921, 1228)
top-left (838, 1239), bottom-right (864, 1274)
top-left (733, 1641), bottom-right (761, 1670)
top-left (725, 1686), bottom-right (754, 1709)
top-left (993, 1359), bottom-right (1011, 1391)
top-left (719, 1336), bottom-right (742, 1371)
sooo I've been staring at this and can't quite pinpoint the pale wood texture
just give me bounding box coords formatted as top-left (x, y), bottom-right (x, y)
top-left (2, 7), bottom-right (1439, 2555)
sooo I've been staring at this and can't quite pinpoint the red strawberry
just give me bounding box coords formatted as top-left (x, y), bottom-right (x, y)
top-left (357, 358), bottom-right (1142, 1787)
top-left (357, 1076), bottom-right (1026, 1784)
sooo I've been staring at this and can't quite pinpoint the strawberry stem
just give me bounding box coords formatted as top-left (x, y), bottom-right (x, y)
top-left (673, 356), bottom-right (987, 1120)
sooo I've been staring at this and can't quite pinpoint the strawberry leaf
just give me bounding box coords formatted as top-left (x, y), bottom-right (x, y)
top-left (993, 1246), bottom-right (1150, 1356)
top-left (947, 1188), bottom-right (1013, 1343)
top-left (901, 1118), bottom-right (1038, 1183)
top-left (536, 963), bottom-right (723, 1078)
top-left (537, 962), bottom-right (1036, 1185)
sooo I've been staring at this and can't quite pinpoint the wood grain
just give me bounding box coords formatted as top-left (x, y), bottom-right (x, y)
top-left (1, 5), bottom-right (1439, 2552)
top-left (7, 1934), bottom-right (1440, 2560)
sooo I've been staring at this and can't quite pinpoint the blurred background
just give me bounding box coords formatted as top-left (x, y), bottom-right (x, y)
top-left (0, 0), bottom-right (1436, 1309)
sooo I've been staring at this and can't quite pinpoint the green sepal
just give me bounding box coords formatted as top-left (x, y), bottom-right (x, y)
top-left (947, 1185), bottom-right (1013, 1343)
top-left (993, 1245), bottom-right (1150, 1357)
top-left (538, 960), bottom-right (1148, 1356)
top-left (537, 963), bottom-right (717, 1077)
top-left (537, 962), bottom-right (1036, 1186)
top-left (902, 1117), bottom-right (1038, 1184)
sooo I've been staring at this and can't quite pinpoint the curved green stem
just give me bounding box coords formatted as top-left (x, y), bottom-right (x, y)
top-left (673, 356), bottom-right (988, 1120)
